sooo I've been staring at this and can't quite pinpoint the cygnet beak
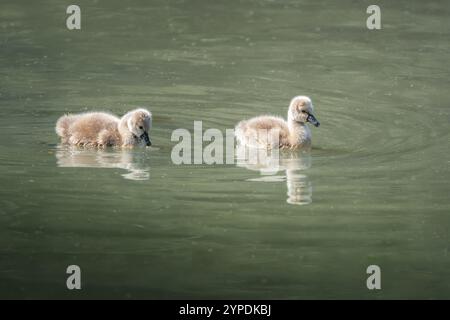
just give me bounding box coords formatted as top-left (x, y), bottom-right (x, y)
top-left (306, 113), bottom-right (320, 127)
top-left (140, 132), bottom-right (152, 146)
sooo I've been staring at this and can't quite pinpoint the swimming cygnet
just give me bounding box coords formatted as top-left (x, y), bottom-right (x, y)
top-left (235, 96), bottom-right (320, 149)
top-left (55, 108), bottom-right (152, 147)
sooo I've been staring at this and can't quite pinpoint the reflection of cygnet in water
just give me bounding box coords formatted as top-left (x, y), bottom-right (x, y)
top-left (236, 145), bottom-right (312, 205)
top-left (284, 158), bottom-right (312, 205)
top-left (55, 146), bottom-right (150, 181)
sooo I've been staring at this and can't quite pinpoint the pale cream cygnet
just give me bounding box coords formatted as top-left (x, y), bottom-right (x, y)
top-left (235, 96), bottom-right (319, 149)
top-left (55, 108), bottom-right (152, 147)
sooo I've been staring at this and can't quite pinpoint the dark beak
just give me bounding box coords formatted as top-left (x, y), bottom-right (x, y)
top-left (140, 132), bottom-right (152, 146)
top-left (306, 113), bottom-right (320, 127)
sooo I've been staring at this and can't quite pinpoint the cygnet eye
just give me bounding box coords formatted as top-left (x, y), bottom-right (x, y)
top-left (139, 126), bottom-right (143, 130)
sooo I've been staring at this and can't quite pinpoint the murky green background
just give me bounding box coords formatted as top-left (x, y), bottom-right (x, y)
top-left (0, 0), bottom-right (449, 299)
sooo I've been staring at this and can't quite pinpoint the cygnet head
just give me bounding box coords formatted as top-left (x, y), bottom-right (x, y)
top-left (127, 108), bottom-right (152, 146)
top-left (288, 96), bottom-right (320, 127)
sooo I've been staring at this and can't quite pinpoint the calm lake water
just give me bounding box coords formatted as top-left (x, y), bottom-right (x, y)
top-left (0, 0), bottom-right (449, 299)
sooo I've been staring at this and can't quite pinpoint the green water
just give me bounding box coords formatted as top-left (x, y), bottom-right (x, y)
top-left (0, 0), bottom-right (449, 299)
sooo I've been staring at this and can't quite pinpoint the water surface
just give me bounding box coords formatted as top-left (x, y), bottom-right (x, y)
top-left (0, 0), bottom-right (449, 299)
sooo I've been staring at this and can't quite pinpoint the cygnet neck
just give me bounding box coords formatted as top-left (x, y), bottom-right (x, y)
top-left (118, 113), bottom-right (131, 133)
top-left (287, 113), bottom-right (306, 132)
